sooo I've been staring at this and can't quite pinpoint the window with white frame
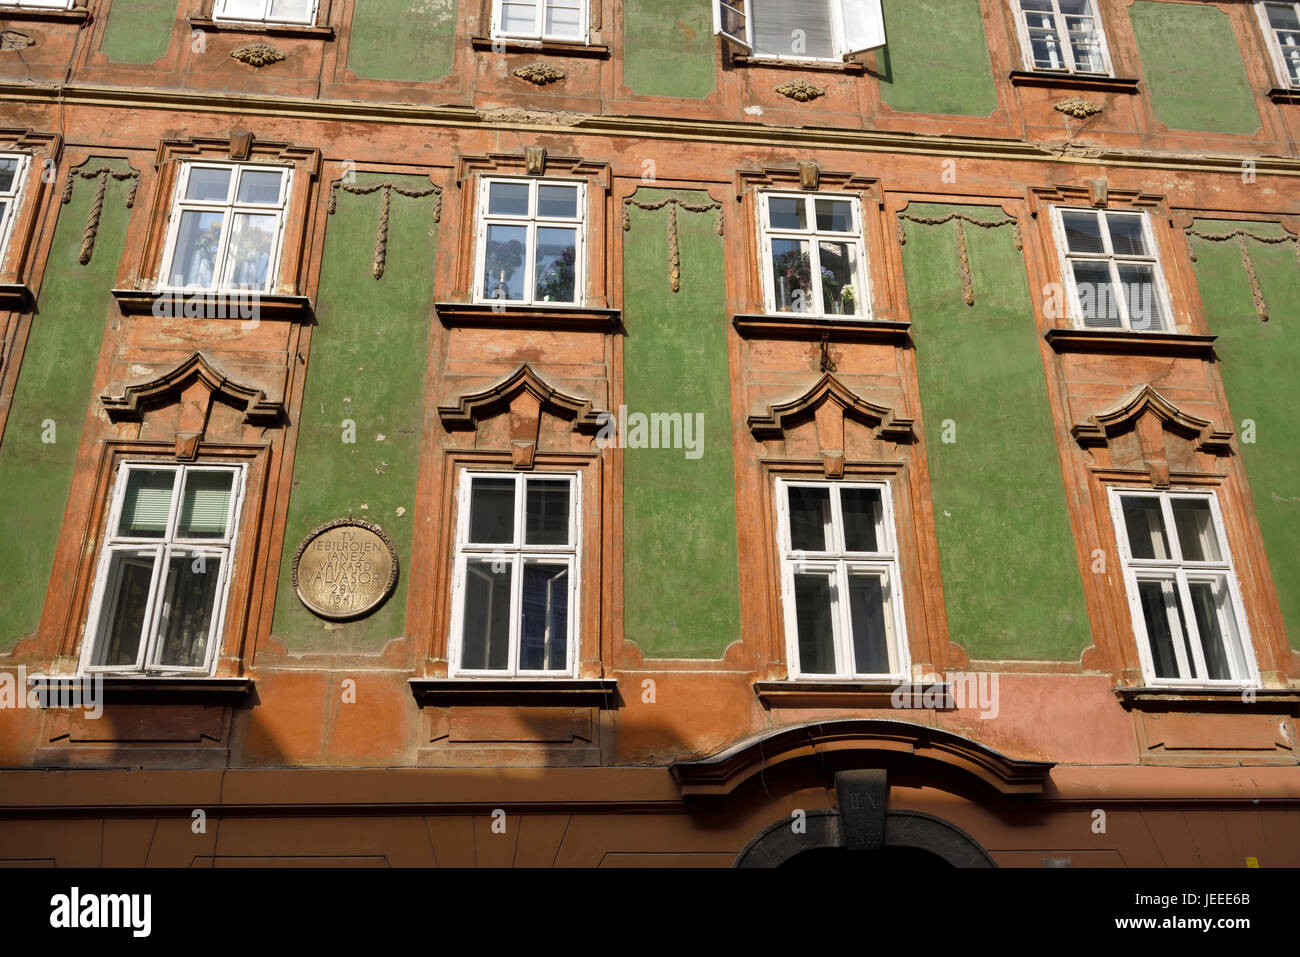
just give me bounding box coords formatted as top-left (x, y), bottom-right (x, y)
top-left (0, 153), bottom-right (30, 268)
top-left (158, 162), bottom-right (291, 293)
top-left (475, 178), bottom-right (584, 305)
top-left (1258, 2), bottom-right (1300, 87)
top-left (449, 471), bottom-right (580, 676)
top-left (213, 0), bottom-right (317, 25)
top-left (760, 191), bottom-right (870, 317)
top-left (775, 479), bottom-right (908, 680)
top-left (80, 463), bottom-right (245, 676)
top-left (0, 1), bottom-right (75, 9)
top-left (1109, 489), bottom-right (1258, 687)
top-left (491, 0), bottom-right (586, 41)
top-left (713, 0), bottom-right (885, 61)
top-left (1052, 207), bottom-right (1171, 332)
top-left (1011, 0), bottom-right (1111, 74)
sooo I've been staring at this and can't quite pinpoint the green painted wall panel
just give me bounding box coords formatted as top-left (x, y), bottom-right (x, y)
top-left (346, 0), bottom-right (456, 83)
top-left (1189, 220), bottom-right (1300, 648)
top-left (271, 175), bottom-right (437, 652)
top-left (879, 0), bottom-right (997, 116)
top-left (1130, 2), bottom-right (1260, 135)
top-left (0, 161), bottom-right (131, 650)
top-left (623, 0), bottom-right (716, 99)
top-left (622, 190), bottom-right (741, 659)
top-left (101, 0), bottom-right (175, 64)
top-left (901, 204), bottom-right (1090, 661)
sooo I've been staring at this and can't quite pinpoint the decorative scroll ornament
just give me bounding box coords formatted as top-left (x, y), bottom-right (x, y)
top-left (328, 180), bottom-right (443, 280)
top-left (622, 196), bottom-right (724, 293)
top-left (1184, 225), bottom-right (1300, 323)
top-left (775, 79), bottom-right (826, 102)
top-left (514, 62), bottom-right (565, 85)
top-left (62, 163), bottom-right (141, 266)
top-left (0, 31), bottom-right (34, 51)
top-left (897, 210), bottom-right (1022, 307)
top-left (1054, 96), bottom-right (1102, 118)
top-left (231, 42), bottom-right (286, 67)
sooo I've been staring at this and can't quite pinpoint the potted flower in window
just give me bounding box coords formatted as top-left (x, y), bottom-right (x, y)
top-left (840, 283), bottom-right (857, 316)
top-left (484, 237), bottom-right (525, 300)
top-left (772, 246), bottom-right (812, 312)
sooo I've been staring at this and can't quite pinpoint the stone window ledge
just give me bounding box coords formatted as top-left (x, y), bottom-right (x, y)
top-left (730, 53), bottom-right (865, 75)
top-left (111, 288), bottom-right (314, 323)
top-left (189, 17), bottom-right (334, 39)
top-left (1009, 71), bottom-right (1139, 94)
top-left (755, 680), bottom-right (953, 710)
top-left (733, 314), bottom-right (911, 343)
top-left (1044, 327), bottom-right (1216, 358)
top-left (28, 675), bottom-right (253, 704)
top-left (0, 6), bottom-right (90, 24)
top-left (469, 35), bottom-right (609, 58)
top-left (409, 677), bottom-right (619, 708)
top-left (0, 283), bottom-right (33, 311)
top-left (1114, 685), bottom-right (1300, 715)
top-left (436, 301), bottom-right (621, 331)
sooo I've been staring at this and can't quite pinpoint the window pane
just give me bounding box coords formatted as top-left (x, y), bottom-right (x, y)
top-left (848, 571), bottom-right (891, 674)
top-left (767, 196), bottom-right (808, 230)
top-left (533, 226), bottom-right (577, 302)
top-left (1116, 264), bottom-right (1163, 331)
top-left (793, 572), bottom-right (837, 674)
top-left (177, 470), bottom-right (234, 539)
top-left (1121, 496), bottom-right (1170, 560)
top-left (544, 0), bottom-right (582, 37)
top-left (840, 487), bottom-right (882, 552)
top-left (500, 1), bottom-right (538, 33)
top-left (1187, 578), bottom-right (1242, 681)
top-left (168, 210), bottom-right (225, 287)
top-left (461, 560), bottom-right (512, 670)
top-left (1267, 3), bottom-right (1300, 29)
top-left (770, 238), bottom-right (812, 313)
top-left (525, 478), bottom-right (570, 545)
top-left (268, 0), bottom-right (313, 21)
top-left (537, 184), bottom-right (578, 219)
top-left (1028, 26), bottom-right (1065, 69)
top-left (469, 477), bottom-right (516, 543)
top-left (0, 158), bottom-right (17, 193)
top-left (118, 469), bottom-right (176, 538)
top-left (787, 486), bottom-right (831, 552)
top-left (1061, 210), bottom-right (1104, 252)
top-left (1072, 260), bottom-right (1120, 328)
top-left (95, 551), bottom-right (156, 666)
top-left (1172, 499), bottom-right (1222, 562)
top-left (818, 241), bottom-right (860, 315)
top-left (224, 212), bottom-right (277, 289)
top-left (487, 181), bottom-right (530, 216)
top-left (1138, 580), bottom-right (1182, 679)
top-left (814, 198), bottom-right (854, 232)
top-left (1058, 0), bottom-right (1091, 14)
top-left (520, 562), bottom-right (568, 670)
top-left (1019, 0), bottom-right (1054, 11)
top-left (0, 202), bottom-right (8, 229)
top-left (1106, 214), bottom-right (1148, 256)
top-left (752, 0), bottom-right (833, 58)
top-left (185, 167), bottom-right (232, 202)
top-left (483, 224), bottom-right (527, 300)
top-left (154, 551), bottom-right (222, 668)
top-left (220, 0), bottom-right (266, 18)
top-left (235, 169), bottom-right (284, 204)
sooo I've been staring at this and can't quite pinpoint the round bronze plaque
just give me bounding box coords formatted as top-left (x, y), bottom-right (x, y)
top-left (291, 519), bottom-right (398, 620)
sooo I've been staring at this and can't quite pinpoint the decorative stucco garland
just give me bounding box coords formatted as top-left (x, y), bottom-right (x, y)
top-left (622, 196), bottom-right (724, 293)
top-left (62, 165), bottom-right (141, 266)
top-left (1184, 226), bottom-right (1299, 323)
top-left (897, 210), bottom-right (1022, 307)
top-left (328, 180), bottom-right (442, 280)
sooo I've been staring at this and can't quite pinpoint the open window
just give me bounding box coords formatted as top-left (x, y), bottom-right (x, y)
top-left (0, 153), bottom-right (30, 271)
top-left (1010, 0), bottom-right (1112, 75)
top-left (213, 0), bottom-right (318, 25)
top-left (1258, 2), bottom-right (1300, 88)
top-left (713, 0), bottom-right (885, 61)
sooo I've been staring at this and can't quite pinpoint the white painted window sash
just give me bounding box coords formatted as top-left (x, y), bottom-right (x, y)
top-left (0, 153), bottom-right (31, 271)
top-left (1010, 0), bottom-right (1112, 75)
top-left (1257, 1), bottom-right (1300, 87)
top-left (473, 176), bottom-right (586, 306)
top-left (758, 190), bottom-right (871, 319)
top-left (491, 0), bottom-right (588, 43)
top-left (3, 1), bottom-right (75, 8)
top-left (1051, 206), bottom-right (1173, 332)
top-left (213, 0), bottom-right (318, 26)
top-left (715, 0), bottom-right (882, 61)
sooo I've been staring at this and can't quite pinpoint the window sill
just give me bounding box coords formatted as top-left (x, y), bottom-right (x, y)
top-left (436, 301), bottom-right (621, 331)
top-left (0, 282), bottom-right (33, 311)
top-left (0, 6), bottom-right (90, 24)
top-left (409, 677), bottom-right (619, 708)
top-left (1114, 685), bottom-right (1300, 715)
top-left (189, 17), bottom-right (335, 39)
top-left (1266, 87), bottom-right (1300, 104)
top-left (1044, 327), bottom-right (1216, 358)
top-left (730, 53), bottom-right (865, 74)
top-left (28, 675), bottom-right (253, 704)
top-left (469, 35), bottom-right (610, 59)
top-left (755, 680), bottom-right (952, 710)
top-left (111, 288), bottom-right (314, 323)
top-left (1009, 71), bottom-right (1138, 94)
top-left (732, 314), bottom-right (911, 344)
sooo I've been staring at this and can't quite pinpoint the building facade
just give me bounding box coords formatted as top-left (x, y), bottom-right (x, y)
top-left (0, 0), bottom-right (1297, 867)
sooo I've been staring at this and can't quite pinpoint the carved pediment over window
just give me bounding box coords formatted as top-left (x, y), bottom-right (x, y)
top-left (438, 365), bottom-right (608, 469)
top-left (748, 373), bottom-right (915, 478)
top-left (734, 165), bottom-right (880, 204)
top-left (1072, 384), bottom-right (1233, 485)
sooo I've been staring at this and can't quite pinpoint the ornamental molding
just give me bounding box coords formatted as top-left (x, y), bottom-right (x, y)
top-left (621, 190), bottom-right (725, 294)
top-left (0, 31), bottom-right (34, 51)
top-left (775, 79), bottom-right (826, 102)
top-left (101, 350), bottom-right (286, 427)
top-left (513, 62), bottom-right (565, 85)
top-left (1053, 96), bottom-right (1103, 118)
top-left (1181, 219), bottom-right (1300, 324)
top-left (327, 176), bottom-right (442, 280)
top-left (896, 203), bottom-right (1022, 307)
top-left (733, 164), bottom-right (879, 203)
top-left (61, 158), bottom-right (141, 266)
top-left (230, 42), bottom-right (286, 67)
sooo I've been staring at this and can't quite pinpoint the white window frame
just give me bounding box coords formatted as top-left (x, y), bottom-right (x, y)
top-left (156, 161), bottom-right (292, 295)
top-left (490, 0), bottom-right (588, 43)
top-left (448, 470), bottom-right (582, 678)
top-left (757, 190), bottom-right (872, 319)
top-left (1010, 0), bottom-right (1113, 75)
top-left (78, 462), bottom-right (247, 677)
top-left (0, 1), bottom-right (76, 9)
top-left (0, 153), bottom-right (31, 270)
top-left (472, 176), bottom-right (586, 307)
top-left (712, 0), bottom-right (885, 62)
top-left (774, 478), bottom-right (910, 681)
top-left (213, 0), bottom-right (318, 26)
top-left (1257, 1), bottom-right (1300, 88)
top-left (1050, 206), bottom-right (1174, 332)
top-left (1108, 487), bottom-right (1260, 689)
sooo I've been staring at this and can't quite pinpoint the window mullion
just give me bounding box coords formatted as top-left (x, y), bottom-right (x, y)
top-left (1175, 571), bottom-right (1211, 681)
top-left (138, 544), bottom-right (169, 672)
top-left (834, 561), bottom-right (852, 676)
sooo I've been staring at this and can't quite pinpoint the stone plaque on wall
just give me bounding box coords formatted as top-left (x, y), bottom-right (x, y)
top-left (291, 519), bottom-right (398, 620)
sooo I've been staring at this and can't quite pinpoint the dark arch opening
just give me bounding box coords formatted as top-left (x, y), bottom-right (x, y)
top-left (780, 845), bottom-right (955, 870)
